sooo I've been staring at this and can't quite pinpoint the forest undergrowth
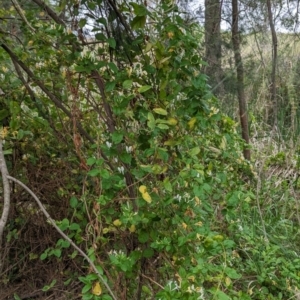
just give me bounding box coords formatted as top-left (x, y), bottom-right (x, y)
top-left (1, 1), bottom-right (300, 300)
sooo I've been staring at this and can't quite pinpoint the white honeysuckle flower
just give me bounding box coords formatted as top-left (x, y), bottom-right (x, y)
top-left (117, 166), bottom-right (125, 174)
top-left (132, 81), bottom-right (142, 88)
top-left (126, 146), bottom-right (132, 153)
top-left (106, 141), bottom-right (112, 148)
top-left (174, 194), bottom-right (182, 201)
top-left (80, 46), bottom-right (89, 57)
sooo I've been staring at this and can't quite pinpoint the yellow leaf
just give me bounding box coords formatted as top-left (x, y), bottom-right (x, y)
top-left (126, 67), bottom-right (132, 77)
top-left (129, 224), bottom-right (136, 232)
top-left (153, 107), bottom-right (167, 115)
top-left (167, 117), bottom-right (178, 126)
top-left (225, 276), bottom-right (231, 287)
top-left (138, 185), bottom-right (147, 193)
top-left (220, 136), bottom-right (227, 150)
top-left (194, 196), bottom-right (201, 206)
top-left (159, 56), bottom-right (171, 65)
top-left (142, 192), bottom-right (152, 203)
top-left (195, 221), bottom-right (203, 226)
top-left (213, 235), bottom-right (224, 241)
top-left (188, 117), bottom-right (196, 130)
top-left (92, 281), bottom-right (102, 296)
top-left (103, 227), bottom-right (109, 234)
top-left (113, 219), bottom-right (122, 227)
top-left (168, 32), bottom-right (174, 39)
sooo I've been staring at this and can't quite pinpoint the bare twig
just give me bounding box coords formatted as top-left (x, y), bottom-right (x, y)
top-left (0, 139), bottom-right (11, 273)
top-left (140, 273), bottom-right (164, 289)
top-left (31, 0), bottom-right (66, 26)
top-left (11, 0), bottom-right (36, 32)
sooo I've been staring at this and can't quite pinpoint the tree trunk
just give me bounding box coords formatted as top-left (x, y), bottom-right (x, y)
top-left (204, 0), bottom-right (224, 95)
top-left (231, 0), bottom-right (251, 160)
top-left (266, 0), bottom-right (278, 127)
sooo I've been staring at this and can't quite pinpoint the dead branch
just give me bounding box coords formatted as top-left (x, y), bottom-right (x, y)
top-left (0, 139), bottom-right (11, 273)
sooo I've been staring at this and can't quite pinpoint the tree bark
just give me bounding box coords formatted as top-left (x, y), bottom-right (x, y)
top-left (266, 0), bottom-right (278, 126)
top-left (204, 0), bottom-right (224, 95)
top-left (231, 0), bottom-right (251, 160)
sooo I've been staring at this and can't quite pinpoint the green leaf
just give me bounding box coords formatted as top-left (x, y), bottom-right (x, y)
top-left (157, 124), bottom-right (169, 130)
top-left (52, 249), bottom-right (61, 258)
top-left (213, 290), bottom-right (231, 300)
top-left (82, 284), bottom-right (92, 294)
top-left (49, 279), bottom-right (56, 288)
top-left (157, 148), bottom-right (169, 161)
top-left (107, 38), bottom-right (116, 49)
top-left (138, 231), bottom-right (149, 243)
top-left (123, 80), bottom-right (133, 89)
top-left (82, 293), bottom-right (93, 300)
top-left (105, 81), bottom-right (116, 92)
top-left (64, 278), bottom-right (72, 286)
top-left (42, 285), bottom-right (50, 292)
top-left (70, 196), bottom-right (78, 208)
top-left (120, 152), bottom-right (131, 163)
top-left (40, 252), bottom-right (48, 260)
top-left (87, 157), bottom-right (96, 166)
top-left (86, 273), bottom-right (99, 281)
top-left (129, 2), bottom-right (148, 16)
top-left (79, 18), bottom-right (87, 28)
top-left (225, 267), bottom-right (241, 279)
top-left (188, 147), bottom-right (200, 156)
top-left (97, 17), bottom-right (107, 26)
top-left (143, 248), bottom-right (154, 258)
top-left (88, 169), bottom-right (100, 177)
top-left (69, 223), bottom-right (80, 230)
top-left (147, 112), bottom-right (156, 130)
top-left (59, 218), bottom-right (70, 231)
top-left (87, 1), bottom-right (96, 10)
top-left (163, 178), bottom-right (172, 192)
top-left (13, 293), bottom-right (21, 300)
top-left (153, 108), bottom-right (167, 115)
top-left (95, 33), bottom-right (106, 41)
top-left (138, 85), bottom-right (152, 93)
top-left (112, 131), bottom-right (123, 144)
top-left (70, 251), bottom-right (78, 259)
top-left (0, 109), bottom-right (9, 121)
top-left (131, 16), bottom-right (146, 29)
top-left (100, 169), bottom-right (110, 179)
top-left (3, 149), bottom-right (13, 155)
top-left (96, 265), bottom-right (104, 275)
top-left (17, 130), bottom-right (24, 140)
top-left (61, 240), bottom-right (70, 248)
top-left (108, 62), bottom-right (118, 73)
top-left (164, 139), bottom-right (180, 146)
